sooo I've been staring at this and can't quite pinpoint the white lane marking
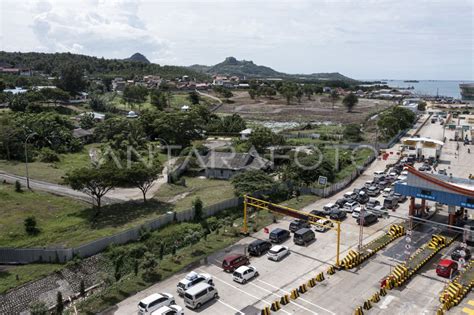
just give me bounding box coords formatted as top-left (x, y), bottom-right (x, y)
top-left (217, 299), bottom-right (245, 314)
top-left (197, 269), bottom-right (291, 315)
top-left (249, 282), bottom-right (318, 315)
top-left (256, 279), bottom-right (336, 315)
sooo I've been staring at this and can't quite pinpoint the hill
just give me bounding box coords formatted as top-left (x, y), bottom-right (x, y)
top-left (0, 51), bottom-right (210, 81)
top-left (124, 52), bottom-right (150, 63)
top-left (189, 56), bottom-right (356, 82)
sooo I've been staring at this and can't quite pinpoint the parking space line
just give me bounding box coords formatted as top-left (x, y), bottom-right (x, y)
top-left (216, 299), bottom-right (245, 314)
top-left (256, 279), bottom-right (336, 315)
top-left (249, 282), bottom-right (318, 314)
top-left (197, 269), bottom-right (291, 315)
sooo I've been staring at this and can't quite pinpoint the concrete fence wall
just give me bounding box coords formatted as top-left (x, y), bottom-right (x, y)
top-left (0, 197), bottom-right (242, 264)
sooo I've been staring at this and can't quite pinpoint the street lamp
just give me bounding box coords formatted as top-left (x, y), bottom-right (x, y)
top-left (24, 132), bottom-right (37, 190)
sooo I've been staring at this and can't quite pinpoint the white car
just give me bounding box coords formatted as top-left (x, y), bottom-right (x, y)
top-left (232, 265), bottom-right (258, 284)
top-left (138, 293), bottom-right (175, 315)
top-left (401, 170), bottom-right (408, 176)
top-left (343, 201), bottom-right (359, 213)
top-left (267, 245), bottom-right (289, 261)
top-left (314, 219), bottom-right (334, 232)
top-left (352, 206), bottom-right (362, 219)
top-left (177, 271), bottom-right (213, 295)
top-left (151, 305), bottom-right (184, 315)
top-left (323, 203), bottom-right (339, 214)
top-left (343, 191), bottom-right (357, 200)
top-left (374, 171), bottom-right (385, 178)
top-left (382, 187), bottom-right (392, 197)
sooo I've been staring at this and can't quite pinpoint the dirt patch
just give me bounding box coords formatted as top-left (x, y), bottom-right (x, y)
top-left (216, 91), bottom-right (394, 124)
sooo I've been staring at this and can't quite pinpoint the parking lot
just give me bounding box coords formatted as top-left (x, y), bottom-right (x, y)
top-left (110, 112), bottom-right (473, 315)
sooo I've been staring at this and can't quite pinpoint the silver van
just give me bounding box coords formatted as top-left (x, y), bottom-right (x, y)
top-left (183, 282), bottom-right (218, 309)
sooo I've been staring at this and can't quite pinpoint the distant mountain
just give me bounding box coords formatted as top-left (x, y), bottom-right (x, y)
top-left (125, 52), bottom-right (150, 63)
top-left (188, 56), bottom-right (356, 82)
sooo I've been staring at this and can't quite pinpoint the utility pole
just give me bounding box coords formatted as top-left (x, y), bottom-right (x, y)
top-left (358, 206), bottom-right (365, 251)
top-left (24, 132), bottom-right (37, 190)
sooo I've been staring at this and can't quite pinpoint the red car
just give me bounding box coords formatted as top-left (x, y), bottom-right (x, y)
top-left (222, 253), bottom-right (249, 272)
top-left (436, 259), bottom-right (458, 278)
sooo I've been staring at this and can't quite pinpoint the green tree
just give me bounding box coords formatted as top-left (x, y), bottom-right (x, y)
top-left (248, 126), bottom-right (285, 153)
top-left (9, 94), bottom-right (29, 112)
top-left (232, 170), bottom-right (274, 196)
top-left (89, 95), bottom-right (108, 112)
top-left (79, 112), bottom-right (96, 129)
top-left (280, 84), bottom-right (295, 105)
top-left (123, 85), bottom-right (148, 109)
top-left (65, 165), bottom-right (118, 212)
top-left (188, 91), bottom-right (200, 105)
top-left (24, 216), bottom-right (40, 235)
top-left (29, 301), bottom-right (48, 315)
top-left (295, 88), bottom-right (304, 103)
top-left (303, 84), bottom-right (314, 100)
top-left (248, 89), bottom-right (257, 100)
top-left (283, 154), bottom-right (335, 185)
top-left (150, 89), bottom-right (168, 110)
top-left (15, 180), bottom-right (22, 192)
top-left (193, 197), bottom-right (204, 222)
top-left (57, 64), bottom-right (86, 95)
top-left (343, 124), bottom-right (363, 142)
top-left (56, 291), bottom-right (64, 315)
top-left (40, 88), bottom-right (70, 105)
top-left (342, 93), bottom-right (358, 112)
top-left (117, 161), bottom-right (162, 203)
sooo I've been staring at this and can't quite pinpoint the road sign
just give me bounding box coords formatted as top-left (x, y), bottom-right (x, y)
top-left (318, 176), bottom-right (328, 186)
top-left (406, 237), bottom-right (412, 243)
top-left (405, 244), bottom-right (411, 250)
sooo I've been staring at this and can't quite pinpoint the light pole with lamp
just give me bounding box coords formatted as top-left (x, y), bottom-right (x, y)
top-left (24, 132), bottom-right (37, 190)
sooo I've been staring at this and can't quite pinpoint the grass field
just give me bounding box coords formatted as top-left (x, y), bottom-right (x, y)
top-left (154, 176), bottom-right (235, 211)
top-left (0, 264), bottom-right (63, 294)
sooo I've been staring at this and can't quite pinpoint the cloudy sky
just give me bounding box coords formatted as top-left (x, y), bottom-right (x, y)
top-left (1, 0), bottom-right (473, 80)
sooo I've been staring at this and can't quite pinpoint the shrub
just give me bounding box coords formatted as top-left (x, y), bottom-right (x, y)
top-left (15, 180), bottom-right (22, 192)
top-left (38, 148), bottom-right (60, 163)
top-left (193, 197), bottom-right (204, 222)
top-left (29, 301), bottom-right (48, 315)
top-left (24, 216), bottom-right (40, 235)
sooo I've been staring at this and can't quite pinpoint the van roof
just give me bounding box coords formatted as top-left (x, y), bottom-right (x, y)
top-left (295, 227), bottom-right (312, 234)
top-left (140, 293), bottom-right (164, 305)
top-left (223, 253), bottom-right (244, 262)
top-left (184, 282), bottom-right (212, 296)
top-left (438, 259), bottom-right (455, 267)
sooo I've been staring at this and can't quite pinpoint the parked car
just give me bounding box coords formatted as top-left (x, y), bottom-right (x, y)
top-left (366, 198), bottom-right (380, 210)
top-left (343, 201), bottom-right (359, 213)
top-left (289, 219), bottom-right (310, 233)
top-left (382, 187), bottom-right (393, 197)
top-left (222, 254), bottom-right (249, 272)
top-left (138, 293), bottom-right (176, 315)
top-left (329, 209), bottom-right (347, 221)
top-left (356, 213), bottom-right (378, 226)
top-left (151, 305), bottom-right (184, 315)
top-left (383, 196), bottom-right (398, 209)
top-left (343, 191), bottom-right (357, 200)
top-left (397, 175), bottom-right (407, 181)
top-left (374, 171), bottom-right (385, 178)
top-left (232, 265), bottom-right (258, 284)
top-left (451, 246), bottom-right (472, 261)
top-left (177, 272), bottom-right (213, 296)
top-left (436, 259), bottom-right (458, 278)
top-left (364, 180), bottom-right (374, 189)
top-left (247, 239), bottom-right (272, 256)
top-left (293, 228), bottom-right (316, 246)
top-left (183, 283), bottom-right (218, 309)
top-left (367, 186), bottom-right (380, 197)
top-left (418, 164), bottom-right (431, 172)
top-left (369, 205), bottom-right (388, 218)
top-left (336, 197), bottom-right (351, 208)
top-left (269, 228), bottom-right (290, 244)
top-left (352, 206), bottom-right (362, 219)
top-left (377, 181), bottom-right (389, 189)
top-left (393, 193), bottom-right (407, 203)
top-left (356, 191), bottom-right (369, 204)
top-left (314, 219), bottom-right (334, 232)
top-left (310, 209), bottom-right (327, 218)
top-left (267, 245), bottom-right (290, 261)
top-left (323, 203), bottom-right (339, 215)
top-left (438, 169), bottom-right (448, 176)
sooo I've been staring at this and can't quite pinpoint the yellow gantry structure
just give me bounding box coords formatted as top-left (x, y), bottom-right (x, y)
top-left (243, 195), bottom-right (342, 266)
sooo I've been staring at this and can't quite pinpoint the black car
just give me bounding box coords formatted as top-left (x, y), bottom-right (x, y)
top-left (310, 209), bottom-right (326, 218)
top-left (329, 209), bottom-right (347, 221)
top-left (438, 169), bottom-right (448, 176)
top-left (335, 198), bottom-right (351, 208)
top-left (269, 228), bottom-right (290, 243)
top-left (451, 246), bottom-right (471, 261)
top-left (356, 192), bottom-right (369, 204)
top-left (418, 164), bottom-right (431, 172)
top-left (248, 239), bottom-right (272, 256)
top-left (289, 219), bottom-right (310, 233)
top-left (377, 181), bottom-right (389, 189)
top-left (356, 213), bottom-right (378, 226)
top-left (393, 193), bottom-right (407, 203)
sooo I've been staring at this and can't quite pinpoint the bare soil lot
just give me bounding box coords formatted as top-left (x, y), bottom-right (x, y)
top-left (216, 91), bottom-right (394, 124)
